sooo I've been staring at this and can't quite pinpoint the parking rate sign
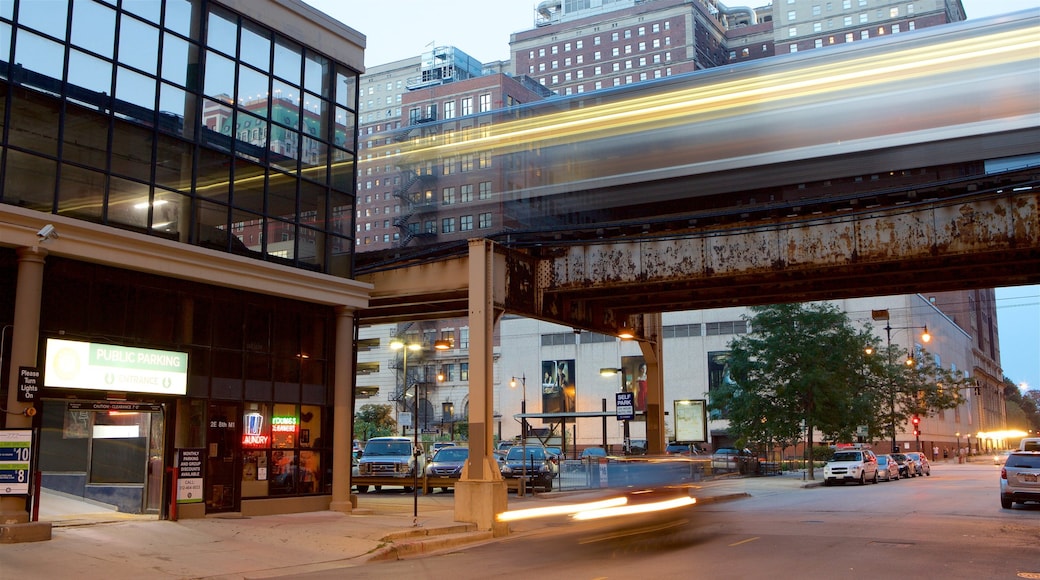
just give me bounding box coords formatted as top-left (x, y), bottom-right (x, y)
top-left (0, 430), bottom-right (33, 495)
top-left (616, 392), bottom-right (635, 420)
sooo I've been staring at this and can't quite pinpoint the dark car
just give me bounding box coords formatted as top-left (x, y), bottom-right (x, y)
top-left (425, 446), bottom-right (469, 487)
top-left (500, 445), bottom-right (554, 491)
top-left (665, 442), bottom-right (698, 456)
top-left (1000, 451), bottom-right (1040, 509)
top-left (712, 447), bottom-right (758, 474)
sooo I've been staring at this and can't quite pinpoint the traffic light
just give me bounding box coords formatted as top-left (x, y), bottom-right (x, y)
top-left (911, 415), bottom-right (920, 438)
top-left (913, 429), bottom-right (920, 437)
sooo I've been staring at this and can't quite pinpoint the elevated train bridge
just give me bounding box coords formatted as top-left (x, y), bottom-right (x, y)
top-left (352, 13), bottom-right (1040, 531)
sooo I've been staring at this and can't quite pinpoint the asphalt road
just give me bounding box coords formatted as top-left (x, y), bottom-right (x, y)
top-left (300, 462), bottom-right (1040, 580)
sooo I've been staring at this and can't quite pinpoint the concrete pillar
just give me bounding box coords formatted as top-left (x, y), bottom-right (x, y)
top-left (640, 313), bottom-right (665, 454)
top-left (329, 306), bottom-right (356, 513)
top-left (455, 240), bottom-right (507, 535)
top-left (0, 246), bottom-right (52, 542)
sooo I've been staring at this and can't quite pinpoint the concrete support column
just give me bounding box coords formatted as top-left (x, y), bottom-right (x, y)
top-left (329, 306), bottom-right (356, 513)
top-left (0, 246), bottom-right (52, 542)
top-left (639, 313), bottom-right (665, 455)
top-left (455, 240), bottom-right (506, 535)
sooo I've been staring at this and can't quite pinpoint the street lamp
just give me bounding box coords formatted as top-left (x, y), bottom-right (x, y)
top-left (600, 367), bottom-right (630, 452)
top-left (871, 310), bottom-right (930, 454)
top-left (390, 337), bottom-right (422, 523)
top-left (510, 375), bottom-right (527, 496)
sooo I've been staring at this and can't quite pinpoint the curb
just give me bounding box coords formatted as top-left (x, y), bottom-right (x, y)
top-left (367, 529), bottom-right (495, 561)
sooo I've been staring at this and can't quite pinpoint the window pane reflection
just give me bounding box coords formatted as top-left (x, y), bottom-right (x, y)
top-left (14, 31), bottom-right (66, 91)
top-left (206, 6), bottom-right (237, 57)
top-left (161, 33), bottom-right (191, 86)
top-left (237, 65), bottom-right (268, 115)
top-left (119, 14), bottom-right (159, 75)
top-left (335, 66), bottom-right (356, 109)
top-left (70, 0), bottom-right (116, 58)
top-left (3, 151), bottom-right (56, 210)
top-left (240, 21), bottom-right (271, 72)
top-left (203, 50), bottom-right (234, 99)
top-left (149, 190), bottom-right (183, 237)
top-left (273, 38), bottom-right (301, 86)
top-left (230, 207), bottom-right (263, 256)
top-left (56, 163), bottom-right (103, 221)
top-left (111, 122), bottom-right (154, 182)
top-left (123, 0), bottom-right (162, 24)
top-left (154, 134), bottom-right (194, 192)
top-left (11, 90), bottom-right (61, 156)
top-left (68, 49), bottom-right (113, 105)
top-left (164, 0), bottom-right (195, 37)
top-left (115, 66), bottom-right (157, 122)
top-left (158, 83), bottom-right (192, 137)
top-left (303, 52), bottom-right (327, 97)
top-left (231, 157), bottom-right (266, 214)
top-left (268, 172), bottom-right (297, 217)
top-left (107, 175), bottom-right (152, 229)
top-left (196, 147), bottom-right (231, 203)
top-left (18, 0), bottom-right (68, 39)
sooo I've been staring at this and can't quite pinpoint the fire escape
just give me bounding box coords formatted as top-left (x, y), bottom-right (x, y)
top-left (392, 106), bottom-right (439, 247)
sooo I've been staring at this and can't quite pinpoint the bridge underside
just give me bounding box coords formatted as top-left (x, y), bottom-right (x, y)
top-left (357, 169), bottom-right (1040, 337)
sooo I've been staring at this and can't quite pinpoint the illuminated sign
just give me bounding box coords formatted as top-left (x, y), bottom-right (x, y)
top-left (44, 339), bottom-right (188, 396)
top-left (271, 416), bottom-right (298, 433)
top-left (242, 412), bottom-right (268, 447)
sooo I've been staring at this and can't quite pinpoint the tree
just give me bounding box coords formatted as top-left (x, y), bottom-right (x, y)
top-left (1002, 377), bottom-right (1040, 434)
top-left (354, 404), bottom-right (397, 440)
top-left (711, 303), bottom-right (881, 479)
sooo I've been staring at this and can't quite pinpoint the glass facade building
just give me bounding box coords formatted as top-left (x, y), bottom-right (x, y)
top-left (0, 0), bottom-right (368, 520)
top-left (1, 0), bottom-right (359, 275)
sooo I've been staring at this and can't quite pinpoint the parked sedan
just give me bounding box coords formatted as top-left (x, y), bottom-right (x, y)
top-left (425, 446), bottom-right (469, 487)
top-left (905, 452), bottom-right (932, 476)
top-left (876, 454), bottom-right (901, 482)
top-left (890, 452), bottom-right (917, 478)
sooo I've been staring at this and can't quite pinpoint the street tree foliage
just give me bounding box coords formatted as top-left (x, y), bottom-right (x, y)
top-left (710, 302), bottom-right (965, 473)
top-left (1002, 377), bottom-right (1040, 433)
top-left (354, 404), bottom-right (397, 440)
top-left (710, 303), bottom-right (880, 477)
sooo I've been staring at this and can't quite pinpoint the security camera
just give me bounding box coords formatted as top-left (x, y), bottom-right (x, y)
top-left (37, 224), bottom-right (58, 240)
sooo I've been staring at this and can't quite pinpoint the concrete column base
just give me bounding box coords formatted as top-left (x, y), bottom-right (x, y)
top-left (454, 479), bottom-right (508, 537)
top-left (0, 521), bottom-right (52, 544)
top-left (329, 493), bottom-right (358, 513)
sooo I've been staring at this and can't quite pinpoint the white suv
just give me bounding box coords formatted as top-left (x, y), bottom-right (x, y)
top-left (823, 449), bottom-right (879, 486)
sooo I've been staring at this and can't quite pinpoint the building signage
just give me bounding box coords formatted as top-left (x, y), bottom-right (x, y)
top-left (17, 366), bottom-right (40, 402)
top-left (44, 339), bottom-right (188, 396)
top-left (67, 401), bottom-right (163, 412)
top-left (616, 392), bottom-right (635, 421)
top-left (176, 448), bottom-right (204, 504)
top-left (0, 430), bottom-right (33, 495)
top-left (242, 412), bottom-right (267, 447)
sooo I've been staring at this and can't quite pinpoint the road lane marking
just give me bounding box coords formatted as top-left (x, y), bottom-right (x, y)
top-left (729, 537), bottom-right (760, 546)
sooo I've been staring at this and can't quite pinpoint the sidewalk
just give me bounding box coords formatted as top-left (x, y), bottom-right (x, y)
top-left (0, 469), bottom-right (840, 579)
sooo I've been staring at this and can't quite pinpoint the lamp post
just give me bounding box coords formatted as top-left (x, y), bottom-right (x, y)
top-left (600, 367), bottom-right (629, 452)
top-left (510, 375), bottom-right (527, 497)
top-left (871, 310), bottom-right (930, 454)
top-left (389, 337), bottom-right (451, 524)
top-left (390, 337), bottom-right (422, 522)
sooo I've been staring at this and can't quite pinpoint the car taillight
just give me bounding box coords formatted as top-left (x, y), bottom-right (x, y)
top-left (1001, 467), bottom-right (1007, 480)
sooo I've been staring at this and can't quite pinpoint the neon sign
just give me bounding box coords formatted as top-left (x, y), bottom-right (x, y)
top-left (271, 416), bottom-right (298, 433)
top-left (242, 412), bottom-right (269, 447)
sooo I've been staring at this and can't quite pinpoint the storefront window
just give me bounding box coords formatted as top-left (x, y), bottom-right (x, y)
top-left (241, 403), bottom-right (324, 496)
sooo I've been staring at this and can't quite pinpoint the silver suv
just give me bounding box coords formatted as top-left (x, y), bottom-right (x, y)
top-left (823, 449), bottom-right (879, 486)
top-left (999, 451), bottom-right (1040, 509)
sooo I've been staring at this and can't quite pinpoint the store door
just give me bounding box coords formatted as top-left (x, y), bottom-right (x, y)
top-left (206, 403), bottom-right (241, 513)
